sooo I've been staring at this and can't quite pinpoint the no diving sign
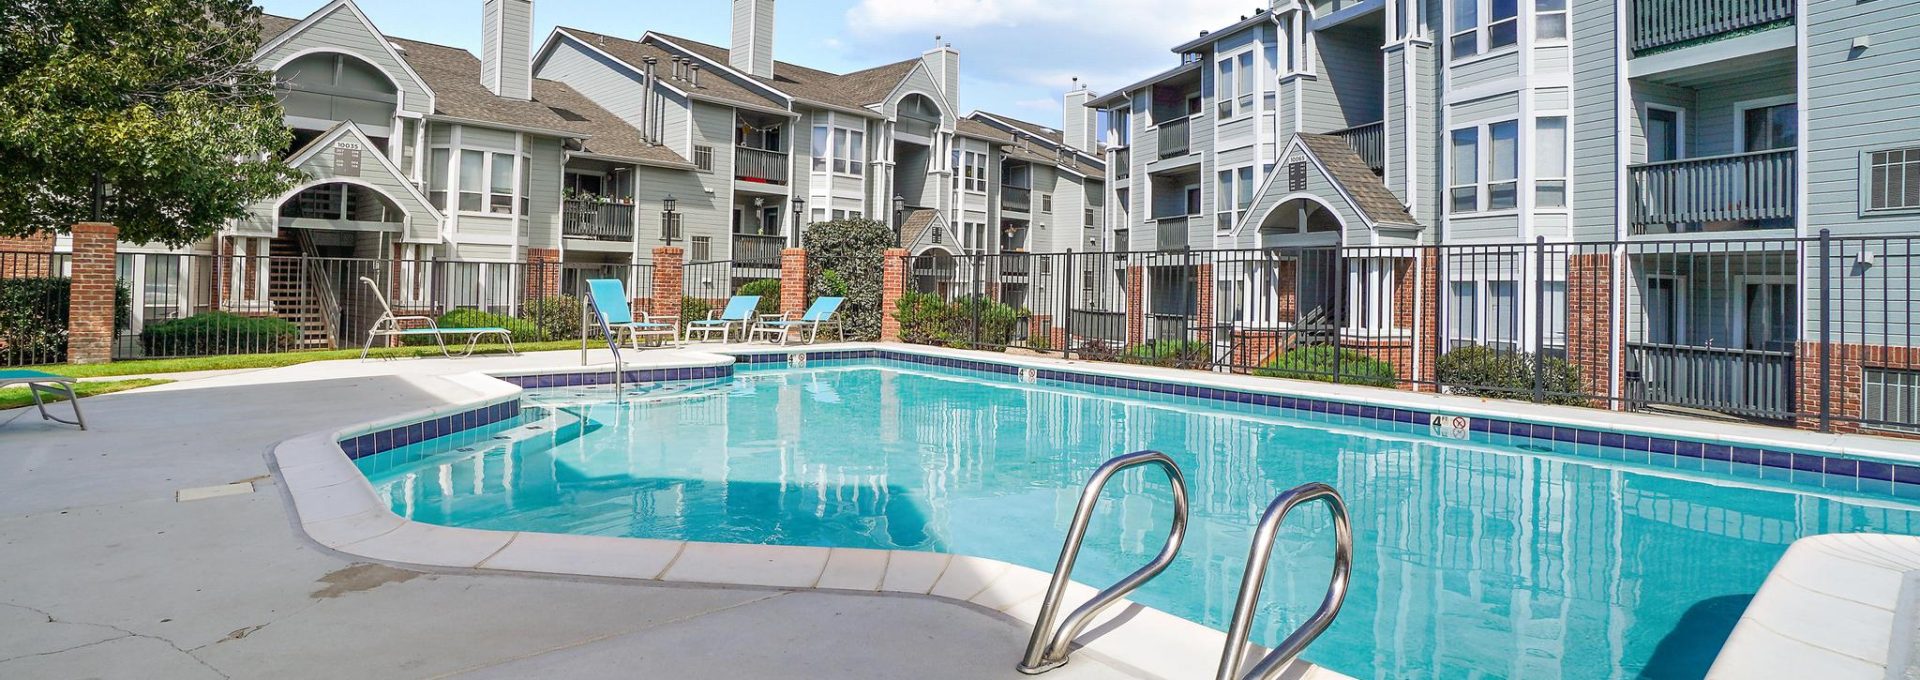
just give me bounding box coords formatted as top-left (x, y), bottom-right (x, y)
top-left (1429, 414), bottom-right (1472, 440)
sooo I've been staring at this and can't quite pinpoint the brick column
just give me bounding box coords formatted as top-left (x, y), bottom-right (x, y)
top-left (1566, 252), bottom-right (1619, 408)
top-left (650, 246), bottom-right (683, 319)
top-left (1195, 263), bottom-right (1215, 342)
top-left (1410, 251), bottom-right (1440, 390)
top-left (1125, 265), bottom-right (1145, 345)
top-left (779, 248), bottom-right (808, 316)
top-left (880, 248), bottom-right (907, 342)
top-left (67, 222), bottom-right (119, 364)
top-left (523, 247), bottom-right (561, 300)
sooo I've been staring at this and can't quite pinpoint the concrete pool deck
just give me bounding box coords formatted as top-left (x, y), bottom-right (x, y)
top-left (0, 347), bottom-right (1154, 679)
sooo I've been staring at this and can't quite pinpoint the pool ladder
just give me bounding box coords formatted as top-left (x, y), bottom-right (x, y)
top-left (1017, 451), bottom-right (1354, 680)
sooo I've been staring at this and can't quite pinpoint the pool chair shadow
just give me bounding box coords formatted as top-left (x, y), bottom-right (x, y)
top-left (536, 470), bottom-right (947, 552)
top-left (1637, 593), bottom-right (1752, 680)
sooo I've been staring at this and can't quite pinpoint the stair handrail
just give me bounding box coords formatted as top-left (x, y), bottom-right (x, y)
top-left (1216, 482), bottom-right (1353, 680)
top-left (291, 230), bottom-right (342, 347)
top-left (1019, 450), bottom-right (1189, 674)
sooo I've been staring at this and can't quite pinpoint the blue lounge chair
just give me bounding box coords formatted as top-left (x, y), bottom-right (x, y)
top-left (750, 297), bottom-right (845, 345)
top-left (360, 277), bottom-right (517, 360)
top-left (586, 279), bottom-right (680, 347)
top-left (0, 369), bottom-right (86, 429)
top-left (685, 295), bottom-right (760, 343)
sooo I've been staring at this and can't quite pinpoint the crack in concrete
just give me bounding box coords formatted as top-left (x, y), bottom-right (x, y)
top-left (0, 601), bottom-right (231, 679)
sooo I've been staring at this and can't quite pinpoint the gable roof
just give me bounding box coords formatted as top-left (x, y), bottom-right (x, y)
top-left (549, 28), bottom-right (788, 112)
top-left (1295, 134), bottom-right (1418, 227)
top-left (964, 113), bottom-right (1105, 181)
top-left (954, 118), bottom-right (1012, 144)
top-left (653, 33), bottom-right (923, 112)
top-left (898, 208), bottom-right (951, 253)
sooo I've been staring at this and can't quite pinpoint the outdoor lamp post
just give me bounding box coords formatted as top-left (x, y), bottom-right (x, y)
top-left (892, 194), bottom-right (906, 232)
top-left (661, 194), bottom-right (678, 247)
top-left (790, 197), bottom-right (806, 246)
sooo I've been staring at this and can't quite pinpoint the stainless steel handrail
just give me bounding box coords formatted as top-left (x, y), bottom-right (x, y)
top-left (1216, 483), bottom-right (1353, 680)
top-left (1018, 450), bottom-right (1189, 674)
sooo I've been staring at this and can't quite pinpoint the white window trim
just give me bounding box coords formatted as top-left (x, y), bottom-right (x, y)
top-left (1639, 273), bottom-right (1689, 344)
top-left (1534, 115), bottom-right (1570, 212)
top-left (1642, 103), bottom-right (1689, 161)
top-left (1533, 0), bottom-right (1569, 44)
top-left (1448, 0), bottom-right (1520, 61)
top-left (1214, 45), bottom-right (1259, 121)
top-left (1860, 147), bottom-right (1920, 216)
top-left (1447, 278), bottom-right (1522, 348)
top-left (1733, 95), bottom-right (1797, 153)
top-left (452, 147), bottom-right (524, 218)
top-left (1449, 119), bottom-right (1521, 214)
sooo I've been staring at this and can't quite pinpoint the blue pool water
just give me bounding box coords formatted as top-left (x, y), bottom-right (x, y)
top-left (356, 361), bottom-right (1920, 679)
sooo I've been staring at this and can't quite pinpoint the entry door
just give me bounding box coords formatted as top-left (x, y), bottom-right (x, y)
top-left (1742, 282), bottom-right (1797, 352)
top-left (1646, 108), bottom-right (1683, 162)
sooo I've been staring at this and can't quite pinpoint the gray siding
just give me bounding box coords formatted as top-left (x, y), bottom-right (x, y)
top-left (1301, 32), bottom-right (1385, 133)
top-left (689, 101), bottom-right (735, 257)
top-left (1806, 0), bottom-right (1920, 237)
top-left (526, 139), bottom-right (562, 250)
top-left (1569, 0), bottom-right (1618, 241)
top-left (258, 5), bottom-right (430, 116)
top-left (536, 37), bottom-right (649, 131)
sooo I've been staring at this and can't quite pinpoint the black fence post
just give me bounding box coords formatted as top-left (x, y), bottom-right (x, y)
top-left (1063, 249), bottom-right (1075, 359)
top-left (972, 255), bottom-right (983, 350)
top-left (1533, 236), bottom-right (1547, 403)
top-left (1819, 229), bottom-right (1832, 432)
top-left (1331, 249), bottom-right (1345, 383)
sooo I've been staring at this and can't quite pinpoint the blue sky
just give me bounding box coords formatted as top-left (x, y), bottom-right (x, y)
top-left (258, 0), bottom-right (1254, 127)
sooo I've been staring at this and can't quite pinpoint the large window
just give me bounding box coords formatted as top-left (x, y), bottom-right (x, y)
top-left (1449, 120), bottom-right (1519, 212)
top-left (832, 127), bottom-right (866, 176)
top-left (1535, 116), bottom-right (1567, 208)
top-left (459, 150), bottom-right (484, 212)
top-left (1450, 0), bottom-right (1518, 59)
top-left (1215, 166), bottom-right (1255, 230)
top-left (455, 149), bottom-right (518, 215)
top-left (1449, 128), bottom-right (1478, 213)
top-left (1448, 279), bottom-right (1519, 350)
top-left (957, 151), bottom-right (987, 192)
top-left (1867, 146), bottom-right (1920, 212)
top-left (428, 148), bottom-right (450, 209)
top-left (1215, 50), bottom-right (1257, 119)
top-left (1739, 101), bottom-right (1797, 152)
top-left (811, 125), bottom-right (829, 172)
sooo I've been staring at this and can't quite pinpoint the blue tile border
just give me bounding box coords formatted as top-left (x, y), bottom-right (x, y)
top-left (339, 399), bottom-right (522, 460)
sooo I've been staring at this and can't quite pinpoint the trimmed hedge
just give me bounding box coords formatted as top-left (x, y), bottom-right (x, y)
top-left (0, 276), bottom-right (130, 364)
top-left (140, 312), bottom-right (298, 356)
top-left (680, 296), bottom-right (714, 324)
top-left (401, 308), bottom-right (542, 346)
top-left (803, 219), bottom-right (894, 339)
top-left (736, 278), bottom-right (783, 316)
top-left (1436, 345), bottom-right (1587, 405)
top-left (893, 293), bottom-right (1026, 350)
top-left (1122, 340), bottom-right (1213, 368)
top-left (1252, 345), bottom-right (1398, 388)
top-left (522, 295), bottom-right (582, 340)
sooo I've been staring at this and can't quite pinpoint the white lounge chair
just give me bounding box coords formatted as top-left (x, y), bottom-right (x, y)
top-left (586, 279), bottom-right (680, 347)
top-left (0, 369), bottom-right (86, 430)
top-left (359, 276), bottom-right (517, 360)
top-left (749, 297), bottom-right (846, 345)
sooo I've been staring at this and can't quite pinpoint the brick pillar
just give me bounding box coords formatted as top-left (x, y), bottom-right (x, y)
top-left (523, 247), bottom-right (561, 300)
top-left (1195, 263), bottom-right (1215, 342)
top-left (0, 231), bottom-right (55, 278)
top-left (779, 248), bottom-right (808, 316)
top-left (1410, 251), bottom-right (1440, 390)
top-left (650, 246), bottom-right (683, 319)
top-left (1125, 265), bottom-right (1145, 345)
top-left (1567, 252), bottom-right (1619, 408)
top-left (67, 223), bottom-right (118, 364)
top-left (880, 248), bottom-right (907, 342)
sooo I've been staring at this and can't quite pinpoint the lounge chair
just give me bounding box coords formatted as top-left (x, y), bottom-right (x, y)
top-left (359, 276), bottom-right (517, 360)
top-left (749, 297), bottom-right (846, 345)
top-left (684, 296), bottom-right (760, 343)
top-left (586, 279), bottom-right (680, 348)
top-left (0, 369), bottom-right (86, 430)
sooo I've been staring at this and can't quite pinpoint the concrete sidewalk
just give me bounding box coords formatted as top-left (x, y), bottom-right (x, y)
top-left (0, 350), bottom-right (1136, 679)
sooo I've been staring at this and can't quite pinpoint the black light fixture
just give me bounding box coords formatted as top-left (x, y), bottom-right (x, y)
top-left (661, 194), bottom-right (679, 246)
top-left (891, 194), bottom-right (906, 231)
top-left (790, 197), bottom-right (806, 246)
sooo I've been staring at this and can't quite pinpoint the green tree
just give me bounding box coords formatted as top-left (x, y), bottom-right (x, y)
top-left (0, 0), bottom-right (299, 246)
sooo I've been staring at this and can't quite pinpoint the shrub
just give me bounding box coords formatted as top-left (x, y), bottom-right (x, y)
top-left (803, 219), bottom-right (894, 339)
top-left (945, 296), bottom-right (1025, 349)
top-left (522, 295), bottom-right (582, 340)
top-left (1253, 345), bottom-right (1399, 388)
top-left (1025, 334), bottom-right (1053, 352)
top-left (401, 309), bottom-right (542, 346)
top-left (1122, 339), bottom-right (1213, 368)
top-left (0, 277), bottom-right (130, 364)
top-left (736, 278), bottom-right (783, 316)
top-left (140, 312), bottom-right (297, 356)
top-left (894, 292), bottom-right (953, 346)
top-left (1436, 345), bottom-right (1587, 405)
top-left (680, 296), bottom-right (714, 323)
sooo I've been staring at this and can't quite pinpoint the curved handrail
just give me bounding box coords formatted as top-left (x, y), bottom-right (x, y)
top-left (1216, 483), bottom-right (1354, 680)
top-left (1017, 450), bottom-right (1190, 674)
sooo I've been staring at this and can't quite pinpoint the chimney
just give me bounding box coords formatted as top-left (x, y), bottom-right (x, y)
top-left (1061, 78), bottom-right (1096, 153)
top-left (730, 0), bottom-right (775, 78)
top-left (688, 64), bottom-right (701, 88)
top-left (921, 37), bottom-right (960, 114)
top-left (481, 0), bottom-right (533, 100)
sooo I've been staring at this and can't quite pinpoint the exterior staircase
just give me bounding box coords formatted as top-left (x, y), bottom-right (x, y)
top-left (266, 235), bottom-right (338, 349)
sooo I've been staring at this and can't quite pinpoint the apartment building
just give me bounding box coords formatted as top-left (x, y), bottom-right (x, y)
top-left (1087, 0), bottom-right (1920, 430)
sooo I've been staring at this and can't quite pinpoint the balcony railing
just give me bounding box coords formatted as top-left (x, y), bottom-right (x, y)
top-left (1002, 186), bottom-right (1031, 212)
top-left (735, 147), bottom-right (789, 185)
top-left (1114, 149), bottom-right (1132, 180)
top-left (1000, 252), bottom-right (1031, 276)
top-left (732, 233), bottom-right (786, 266)
top-left (1632, 0), bottom-right (1794, 52)
top-left (1155, 217), bottom-right (1191, 250)
top-left (1157, 119), bottom-right (1191, 159)
top-left (1628, 148), bottom-right (1795, 234)
top-left (1330, 121), bottom-right (1385, 174)
top-left (1627, 342), bottom-right (1795, 419)
top-left (562, 199), bottom-right (635, 241)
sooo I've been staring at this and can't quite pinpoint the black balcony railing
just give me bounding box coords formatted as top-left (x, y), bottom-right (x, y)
top-left (562, 200), bottom-right (635, 240)
top-left (1330, 121), bottom-right (1385, 174)
top-left (1157, 119), bottom-right (1191, 159)
top-left (735, 147), bottom-right (789, 185)
top-left (1002, 186), bottom-right (1031, 212)
top-left (1628, 149), bottom-right (1795, 234)
top-left (732, 233), bottom-right (786, 266)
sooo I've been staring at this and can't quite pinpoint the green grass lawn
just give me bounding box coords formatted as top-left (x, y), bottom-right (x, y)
top-left (0, 378), bottom-right (173, 411)
top-left (21, 340), bottom-right (587, 379)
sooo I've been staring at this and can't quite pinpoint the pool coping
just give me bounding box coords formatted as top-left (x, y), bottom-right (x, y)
top-left (272, 342), bottom-right (1920, 680)
top-left (1705, 533), bottom-right (1920, 679)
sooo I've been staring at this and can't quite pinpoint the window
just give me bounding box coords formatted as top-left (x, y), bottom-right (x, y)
top-left (1084, 207), bottom-right (1095, 227)
top-left (1448, 280), bottom-right (1518, 350)
top-left (1864, 368), bottom-right (1920, 434)
top-left (811, 125), bottom-right (829, 172)
top-left (1741, 281), bottom-right (1796, 352)
top-left (459, 149), bottom-right (484, 212)
top-left (1542, 280), bottom-right (1567, 352)
top-left (1739, 101), bottom-right (1796, 152)
top-left (1041, 193), bottom-right (1052, 213)
top-left (1451, 0), bottom-right (1516, 59)
top-left (1449, 128), bottom-right (1478, 213)
top-left (1646, 107), bottom-right (1683, 163)
top-left (488, 152), bottom-right (516, 214)
top-left (1347, 259), bottom-right (1401, 334)
top-left (1535, 0), bottom-right (1567, 40)
top-left (1215, 166), bottom-right (1255, 230)
top-left (1644, 277), bottom-right (1682, 344)
top-left (1868, 146), bottom-right (1920, 212)
top-left (456, 150), bottom-right (518, 215)
top-left (1185, 185), bottom-right (1203, 215)
top-left (428, 148), bottom-right (450, 209)
top-left (519, 160), bottom-right (530, 214)
top-left (691, 236), bottom-right (711, 261)
top-left (1448, 281), bottom-right (1478, 348)
top-left (959, 152), bottom-right (987, 192)
top-left (694, 145), bottom-right (714, 172)
top-left (1488, 121), bottom-right (1518, 210)
top-left (1215, 50), bottom-right (1257, 119)
top-left (1535, 116), bottom-right (1567, 208)
top-left (832, 128), bottom-right (866, 176)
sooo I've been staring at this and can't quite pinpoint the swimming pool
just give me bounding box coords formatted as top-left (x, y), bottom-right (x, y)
top-left (353, 356), bottom-right (1920, 679)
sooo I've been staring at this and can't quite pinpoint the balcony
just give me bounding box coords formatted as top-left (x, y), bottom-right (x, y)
top-left (1002, 186), bottom-right (1031, 212)
top-left (1157, 119), bottom-right (1191, 159)
top-left (1628, 149), bottom-right (1795, 234)
top-left (1154, 217), bottom-right (1191, 250)
top-left (1330, 121), bottom-right (1385, 175)
top-left (1114, 149), bottom-right (1131, 180)
top-left (1001, 252), bottom-right (1031, 277)
top-left (1627, 342), bottom-right (1794, 419)
top-left (1632, 0), bottom-right (1794, 53)
top-left (735, 147), bottom-right (789, 185)
top-left (732, 233), bottom-right (786, 266)
top-left (562, 199), bottom-right (634, 241)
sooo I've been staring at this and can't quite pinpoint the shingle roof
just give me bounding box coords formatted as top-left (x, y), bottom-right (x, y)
top-left (966, 114), bottom-right (1105, 182)
top-left (654, 33), bottom-right (923, 112)
top-left (554, 28), bottom-right (786, 111)
top-left (899, 208), bottom-right (943, 249)
top-left (257, 14), bottom-right (682, 166)
top-left (1297, 134), bottom-right (1418, 226)
top-left (954, 118), bottom-right (1011, 144)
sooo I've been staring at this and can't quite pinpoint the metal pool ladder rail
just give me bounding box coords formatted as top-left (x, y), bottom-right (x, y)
top-left (1018, 450), bottom-right (1190, 674)
top-left (1216, 482), bottom-right (1354, 680)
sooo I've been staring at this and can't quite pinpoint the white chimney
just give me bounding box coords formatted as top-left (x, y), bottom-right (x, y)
top-left (481, 0), bottom-right (533, 100)
top-left (921, 38), bottom-right (959, 114)
top-left (1062, 78), bottom-right (1096, 153)
top-left (731, 0), bottom-right (775, 79)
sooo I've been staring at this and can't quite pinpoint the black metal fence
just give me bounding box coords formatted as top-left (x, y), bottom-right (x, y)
top-left (893, 232), bottom-right (1920, 434)
top-left (1, 251), bottom-right (77, 367)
